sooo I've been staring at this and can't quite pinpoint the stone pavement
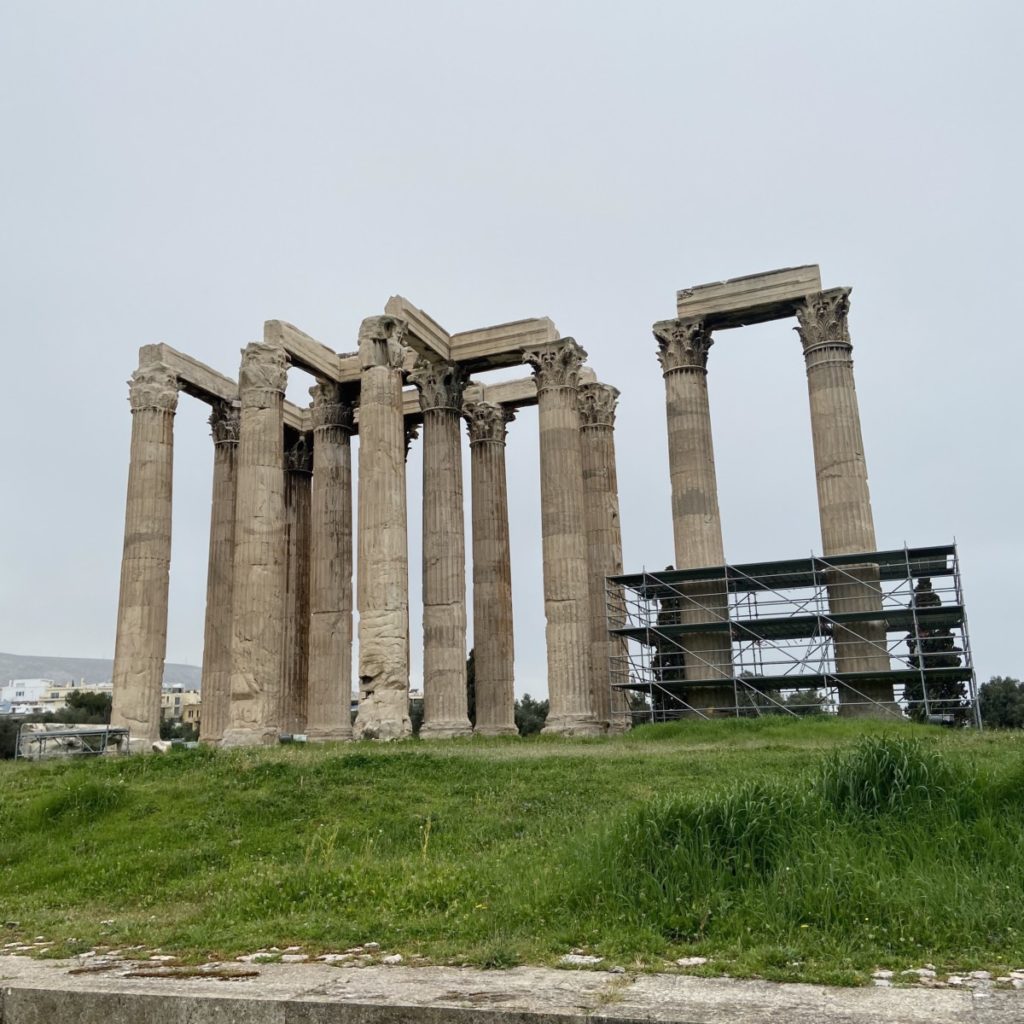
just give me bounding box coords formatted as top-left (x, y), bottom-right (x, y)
top-left (2, 956), bottom-right (1022, 1023)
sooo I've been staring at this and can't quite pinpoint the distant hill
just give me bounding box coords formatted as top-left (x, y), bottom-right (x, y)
top-left (0, 652), bottom-right (202, 690)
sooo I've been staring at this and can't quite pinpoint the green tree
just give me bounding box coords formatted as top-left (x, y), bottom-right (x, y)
top-left (514, 694), bottom-right (548, 736)
top-left (979, 676), bottom-right (1024, 729)
top-left (63, 690), bottom-right (112, 723)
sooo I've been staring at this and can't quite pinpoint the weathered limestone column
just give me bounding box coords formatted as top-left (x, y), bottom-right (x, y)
top-left (463, 401), bottom-right (517, 737)
top-left (354, 315), bottom-right (413, 740)
top-left (524, 341), bottom-right (602, 736)
top-left (578, 381), bottom-right (630, 733)
top-left (110, 363), bottom-right (179, 748)
top-left (281, 434), bottom-right (312, 735)
top-left (198, 400), bottom-right (239, 746)
top-left (222, 342), bottom-right (290, 747)
top-left (306, 382), bottom-right (355, 742)
top-left (796, 288), bottom-right (893, 714)
top-left (652, 319), bottom-right (734, 713)
top-left (410, 360), bottom-right (473, 739)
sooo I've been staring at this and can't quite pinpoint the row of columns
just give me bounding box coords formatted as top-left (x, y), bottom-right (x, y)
top-left (653, 287), bottom-right (892, 714)
top-left (111, 320), bottom-right (628, 746)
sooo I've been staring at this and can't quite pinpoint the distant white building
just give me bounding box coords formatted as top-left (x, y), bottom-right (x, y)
top-left (0, 678), bottom-right (113, 715)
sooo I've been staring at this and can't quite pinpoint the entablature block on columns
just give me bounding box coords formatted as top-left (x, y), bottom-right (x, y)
top-left (676, 265), bottom-right (823, 330)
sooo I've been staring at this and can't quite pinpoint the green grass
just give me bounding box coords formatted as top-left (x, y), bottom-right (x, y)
top-left (1, 717), bottom-right (1023, 985)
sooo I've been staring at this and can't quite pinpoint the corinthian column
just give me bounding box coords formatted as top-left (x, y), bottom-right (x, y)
top-left (652, 319), bottom-right (734, 714)
top-left (281, 433), bottom-right (312, 735)
top-left (306, 382), bottom-right (355, 742)
top-left (463, 401), bottom-right (517, 737)
top-left (410, 359), bottom-right (473, 739)
top-left (111, 362), bottom-right (178, 748)
top-left (578, 381), bottom-right (630, 733)
top-left (198, 400), bottom-right (239, 746)
top-left (223, 342), bottom-right (290, 747)
top-left (354, 315), bottom-right (413, 740)
top-left (524, 340), bottom-right (601, 736)
top-left (796, 288), bottom-right (893, 713)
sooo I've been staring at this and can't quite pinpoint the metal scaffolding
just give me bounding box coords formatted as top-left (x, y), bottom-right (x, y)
top-left (606, 543), bottom-right (979, 725)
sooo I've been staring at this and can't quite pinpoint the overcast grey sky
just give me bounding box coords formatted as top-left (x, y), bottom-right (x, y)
top-left (1, 0), bottom-right (1021, 695)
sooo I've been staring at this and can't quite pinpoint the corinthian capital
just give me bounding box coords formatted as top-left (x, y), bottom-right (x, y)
top-left (795, 288), bottom-right (852, 351)
top-left (408, 358), bottom-right (469, 413)
top-left (310, 381), bottom-right (356, 433)
top-left (577, 382), bottom-right (620, 427)
top-left (652, 318), bottom-right (713, 373)
top-left (209, 400), bottom-right (240, 444)
top-left (523, 339), bottom-right (588, 391)
top-left (128, 363), bottom-right (178, 413)
top-left (239, 342), bottom-right (289, 394)
top-left (358, 315), bottom-right (409, 371)
top-left (463, 401), bottom-right (514, 445)
top-left (285, 433), bottom-right (313, 474)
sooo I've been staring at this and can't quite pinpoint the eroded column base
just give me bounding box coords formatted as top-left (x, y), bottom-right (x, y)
top-left (353, 693), bottom-right (412, 741)
top-left (304, 728), bottom-right (352, 744)
top-left (473, 724), bottom-right (519, 738)
top-left (542, 714), bottom-right (604, 737)
top-left (220, 727), bottom-right (280, 748)
top-left (419, 720), bottom-right (473, 740)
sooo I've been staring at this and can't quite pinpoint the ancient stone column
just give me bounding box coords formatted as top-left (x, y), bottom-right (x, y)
top-left (410, 359), bottom-right (473, 739)
top-left (222, 342), bottom-right (290, 747)
top-left (198, 400), bottom-right (239, 746)
top-left (524, 340), bottom-right (602, 736)
top-left (578, 381), bottom-right (630, 733)
top-left (652, 319), bottom-right (734, 714)
top-left (796, 288), bottom-right (893, 713)
top-left (306, 382), bottom-right (355, 743)
top-left (281, 433), bottom-right (312, 735)
top-left (110, 362), bottom-right (179, 748)
top-left (463, 401), bottom-right (517, 737)
top-left (354, 315), bottom-right (413, 740)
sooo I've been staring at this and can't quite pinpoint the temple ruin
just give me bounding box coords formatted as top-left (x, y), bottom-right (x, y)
top-left (110, 298), bottom-right (629, 747)
top-left (109, 265), bottom-right (978, 745)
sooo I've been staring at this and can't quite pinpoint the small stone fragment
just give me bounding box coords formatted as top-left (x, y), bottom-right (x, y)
top-left (873, 979), bottom-right (891, 988)
top-left (561, 954), bottom-right (604, 965)
top-left (948, 976), bottom-right (965, 987)
top-left (318, 954), bottom-right (351, 963)
top-left (676, 957), bottom-right (708, 967)
top-left (608, 965), bottom-right (626, 974)
top-left (969, 970), bottom-right (992, 980)
top-left (871, 970), bottom-right (893, 980)
top-left (382, 954), bottom-right (403, 965)
top-left (364, 942), bottom-right (381, 952)
top-left (280, 954), bottom-right (308, 963)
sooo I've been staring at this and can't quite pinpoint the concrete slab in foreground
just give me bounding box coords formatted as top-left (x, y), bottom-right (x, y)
top-left (2, 956), bottom-right (1021, 1024)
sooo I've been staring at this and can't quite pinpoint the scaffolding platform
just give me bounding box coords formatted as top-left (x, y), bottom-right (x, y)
top-left (606, 543), bottom-right (979, 724)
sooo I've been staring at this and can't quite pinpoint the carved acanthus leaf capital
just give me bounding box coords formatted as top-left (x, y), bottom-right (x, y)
top-left (577, 382), bottom-right (620, 427)
top-left (652, 319), bottom-right (713, 373)
top-left (795, 288), bottom-right (852, 352)
top-left (285, 433), bottom-right (313, 474)
top-left (523, 339), bottom-right (588, 391)
top-left (404, 421), bottom-right (420, 460)
top-left (209, 400), bottom-right (240, 444)
top-left (128, 364), bottom-right (179, 413)
top-left (408, 358), bottom-right (469, 413)
top-left (239, 342), bottom-right (289, 394)
top-left (310, 381), bottom-right (356, 433)
top-left (359, 315), bottom-right (410, 371)
top-left (463, 401), bottom-right (515, 445)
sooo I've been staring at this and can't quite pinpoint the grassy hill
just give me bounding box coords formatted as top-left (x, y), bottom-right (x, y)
top-left (0, 652), bottom-right (201, 689)
top-left (1, 718), bottom-right (1023, 985)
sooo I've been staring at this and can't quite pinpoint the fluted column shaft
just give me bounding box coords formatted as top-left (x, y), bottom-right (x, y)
top-left (653, 320), bottom-right (734, 713)
top-left (578, 382), bottom-right (630, 733)
top-left (281, 435), bottom-right (312, 735)
top-left (464, 403), bottom-right (517, 736)
top-left (797, 289), bottom-right (892, 714)
top-left (110, 363), bottom-right (178, 748)
top-left (306, 383), bottom-right (355, 742)
top-left (198, 401), bottom-right (238, 745)
top-left (354, 316), bottom-right (414, 740)
top-left (223, 342), bottom-right (290, 747)
top-left (410, 360), bottom-right (472, 739)
top-left (525, 341), bottom-right (601, 736)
